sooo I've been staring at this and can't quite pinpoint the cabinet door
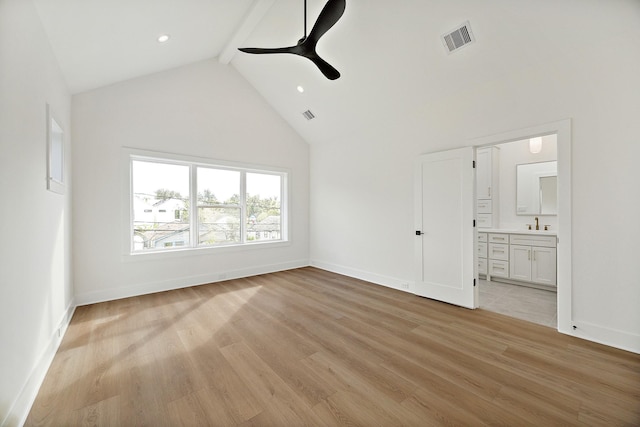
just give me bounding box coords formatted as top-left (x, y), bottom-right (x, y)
top-left (476, 148), bottom-right (492, 199)
top-left (532, 247), bottom-right (557, 286)
top-left (510, 245), bottom-right (531, 281)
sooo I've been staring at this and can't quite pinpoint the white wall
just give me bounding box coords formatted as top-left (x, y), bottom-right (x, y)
top-left (310, 2), bottom-right (640, 352)
top-left (0, 0), bottom-right (73, 425)
top-left (497, 135), bottom-right (558, 230)
top-left (72, 59), bottom-right (310, 305)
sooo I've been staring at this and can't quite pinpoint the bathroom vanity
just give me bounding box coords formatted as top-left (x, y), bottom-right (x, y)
top-left (478, 229), bottom-right (557, 290)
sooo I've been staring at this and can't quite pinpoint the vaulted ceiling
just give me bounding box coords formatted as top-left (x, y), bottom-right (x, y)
top-left (33, 0), bottom-right (639, 146)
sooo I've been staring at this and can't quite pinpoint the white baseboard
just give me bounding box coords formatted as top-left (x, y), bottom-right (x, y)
top-left (310, 260), bottom-right (413, 294)
top-left (3, 300), bottom-right (76, 427)
top-left (568, 320), bottom-right (640, 355)
top-left (75, 259), bottom-right (310, 306)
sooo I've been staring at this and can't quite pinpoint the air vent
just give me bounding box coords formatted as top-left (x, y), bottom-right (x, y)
top-left (302, 110), bottom-right (315, 120)
top-left (442, 21), bottom-right (475, 53)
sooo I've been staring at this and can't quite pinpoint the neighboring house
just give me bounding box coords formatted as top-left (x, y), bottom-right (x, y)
top-left (133, 197), bottom-right (188, 249)
top-left (198, 215), bottom-right (241, 245)
top-left (149, 225), bottom-right (190, 249)
top-left (247, 215), bottom-right (281, 241)
top-left (134, 196), bottom-right (186, 224)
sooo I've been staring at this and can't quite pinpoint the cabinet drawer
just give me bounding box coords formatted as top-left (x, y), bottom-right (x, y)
top-left (476, 200), bottom-right (492, 214)
top-left (478, 258), bottom-right (487, 275)
top-left (488, 233), bottom-right (509, 244)
top-left (477, 242), bottom-right (487, 258)
top-left (488, 243), bottom-right (509, 261)
top-left (489, 260), bottom-right (509, 278)
top-left (477, 214), bottom-right (493, 228)
top-left (477, 232), bottom-right (487, 243)
top-left (510, 234), bottom-right (556, 247)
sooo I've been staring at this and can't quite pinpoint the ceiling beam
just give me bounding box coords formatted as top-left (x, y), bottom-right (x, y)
top-left (219, 0), bottom-right (276, 64)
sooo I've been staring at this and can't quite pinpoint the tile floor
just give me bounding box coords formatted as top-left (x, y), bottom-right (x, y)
top-left (479, 279), bottom-right (557, 328)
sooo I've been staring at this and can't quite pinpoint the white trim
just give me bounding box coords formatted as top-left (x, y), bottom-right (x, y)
top-left (75, 259), bottom-right (309, 306)
top-left (311, 260), bottom-right (413, 294)
top-left (5, 301), bottom-right (76, 427)
top-left (571, 321), bottom-right (640, 355)
top-left (468, 119), bottom-right (573, 336)
top-left (121, 236), bottom-right (292, 263)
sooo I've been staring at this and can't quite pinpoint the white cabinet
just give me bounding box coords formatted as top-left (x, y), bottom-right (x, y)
top-left (476, 147), bottom-right (499, 228)
top-left (479, 232), bottom-right (511, 279)
top-left (532, 246), bottom-right (557, 285)
top-left (476, 148), bottom-right (493, 200)
top-left (477, 232), bottom-right (487, 275)
top-left (487, 234), bottom-right (509, 278)
top-left (489, 259), bottom-right (509, 278)
top-left (509, 234), bottom-right (557, 286)
top-left (477, 214), bottom-right (493, 228)
top-left (477, 199), bottom-right (492, 213)
top-left (510, 245), bottom-right (533, 281)
top-left (479, 231), bottom-right (557, 288)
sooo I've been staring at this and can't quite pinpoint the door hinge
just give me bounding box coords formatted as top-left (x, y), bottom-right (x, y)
top-left (473, 220), bottom-right (476, 227)
top-left (474, 278), bottom-right (476, 287)
top-left (472, 160), bottom-right (476, 168)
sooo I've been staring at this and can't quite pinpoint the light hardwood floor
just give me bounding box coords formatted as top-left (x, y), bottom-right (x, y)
top-left (26, 267), bottom-right (640, 426)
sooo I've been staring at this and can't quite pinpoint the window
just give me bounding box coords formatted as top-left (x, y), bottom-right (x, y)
top-left (46, 104), bottom-right (65, 194)
top-left (128, 153), bottom-right (287, 253)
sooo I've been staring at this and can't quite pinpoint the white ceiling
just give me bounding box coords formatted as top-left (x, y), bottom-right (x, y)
top-left (33, 0), bottom-right (639, 146)
top-left (33, 0), bottom-right (255, 93)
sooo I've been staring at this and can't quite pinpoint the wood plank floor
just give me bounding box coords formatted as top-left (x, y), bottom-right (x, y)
top-left (26, 267), bottom-right (640, 426)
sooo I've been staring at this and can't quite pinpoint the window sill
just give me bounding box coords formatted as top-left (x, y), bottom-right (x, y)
top-left (121, 239), bottom-right (291, 263)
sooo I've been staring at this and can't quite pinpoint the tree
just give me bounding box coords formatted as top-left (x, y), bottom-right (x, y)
top-left (198, 189), bottom-right (218, 205)
top-left (155, 188), bottom-right (183, 200)
top-left (246, 195), bottom-right (280, 220)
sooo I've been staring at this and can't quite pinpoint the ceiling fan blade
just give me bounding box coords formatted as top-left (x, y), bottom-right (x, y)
top-left (307, 54), bottom-right (341, 80)
top-left (237, 0), bottom-right (345, 80)
top-left (238, 46), bottom-right (297, 55)
top-left (307, 0), bottom-right (346, 44)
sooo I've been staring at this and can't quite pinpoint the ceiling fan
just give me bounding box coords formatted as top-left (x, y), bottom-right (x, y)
top-left (238, 0), bottom-right (346, 80)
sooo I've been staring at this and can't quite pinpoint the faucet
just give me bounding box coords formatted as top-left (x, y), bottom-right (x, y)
top-left (535, 217), bottom-right (539, 230)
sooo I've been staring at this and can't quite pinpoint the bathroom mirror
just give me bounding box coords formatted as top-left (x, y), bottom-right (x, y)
top-left (516, 161), bottom-right (557, 215)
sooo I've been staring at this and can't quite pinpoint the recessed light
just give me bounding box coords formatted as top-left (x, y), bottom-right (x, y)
top-left (296, 85), bottom-right (305, 93)
top-left (157, 34), bottom-right (170, 43)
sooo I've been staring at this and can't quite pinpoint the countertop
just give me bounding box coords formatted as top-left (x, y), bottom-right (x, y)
top-left (478, 228), bottom-right (557, 236)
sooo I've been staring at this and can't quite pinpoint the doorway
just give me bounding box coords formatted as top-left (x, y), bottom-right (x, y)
top-left (413, 120), bottom-right (572, 333)
top-left (471, 119), bottom-right (572, 333)
top-left (476, 135), bottom-right (558, 327)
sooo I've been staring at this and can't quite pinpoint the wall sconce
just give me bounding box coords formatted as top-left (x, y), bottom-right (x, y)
top-left (529, 137), bottom-right (542, 154)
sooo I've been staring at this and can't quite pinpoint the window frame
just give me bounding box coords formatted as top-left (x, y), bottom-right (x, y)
top-left (122, 148), bottom-right (289, 260)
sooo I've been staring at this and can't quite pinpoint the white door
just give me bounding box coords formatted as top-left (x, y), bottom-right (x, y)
top-left (509, 245), bottom-right (532, 281)
top-left (414, 147), bottom-right (476, 309)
